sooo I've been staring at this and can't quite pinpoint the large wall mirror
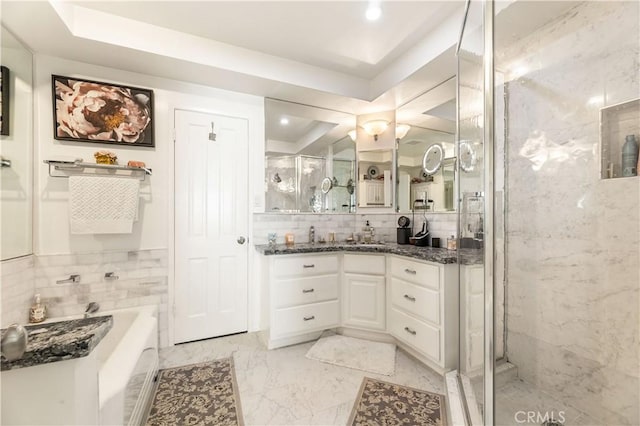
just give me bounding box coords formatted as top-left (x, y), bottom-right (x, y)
top-left (264, 99), bottom-right (356, 213)
top-left (1, 26), bottom-right (33, 260)
top-left (396, 77), bottom-right (456, 213)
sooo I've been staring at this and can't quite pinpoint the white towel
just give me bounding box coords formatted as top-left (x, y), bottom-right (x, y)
top-left (69, 176), bottom-right (140, 234)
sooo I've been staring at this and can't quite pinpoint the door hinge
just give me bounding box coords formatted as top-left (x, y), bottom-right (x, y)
top-left (172, 129), bottom-right (176, 142)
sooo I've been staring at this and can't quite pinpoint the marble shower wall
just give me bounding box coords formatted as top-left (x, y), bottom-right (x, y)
top-left (501, 2), bottom-right (639, 425)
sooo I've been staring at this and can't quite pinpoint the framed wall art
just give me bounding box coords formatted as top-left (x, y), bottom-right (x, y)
top-left (1, 66), bottom-right (9, 136)
top-left (52, 75), bottom-right (154, 147)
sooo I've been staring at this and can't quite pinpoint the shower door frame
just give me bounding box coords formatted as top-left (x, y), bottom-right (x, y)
top-left (455, 0), bottom-right (496, 424)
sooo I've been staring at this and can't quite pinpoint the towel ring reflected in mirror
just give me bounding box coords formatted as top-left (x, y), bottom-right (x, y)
top-left (422, 143), bottom-right (445, 176)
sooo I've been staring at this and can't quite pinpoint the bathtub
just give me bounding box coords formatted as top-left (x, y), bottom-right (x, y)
top-left (95, 305), bottom-right (159, 426)
top-left (2, 305), bottom-right (158, 425)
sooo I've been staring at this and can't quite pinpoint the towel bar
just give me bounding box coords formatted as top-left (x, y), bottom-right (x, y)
top-left (44, 160), bottom-right (152, 181)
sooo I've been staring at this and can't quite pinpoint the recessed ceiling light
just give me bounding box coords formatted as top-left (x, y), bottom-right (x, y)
top-left (365, 4), bottom-right (381, 21)
top-left (280, 117), bottom-right (289, 125)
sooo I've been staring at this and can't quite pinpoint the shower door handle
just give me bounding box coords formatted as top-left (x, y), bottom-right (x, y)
top-left (237, 236), bottom-right (246, 244)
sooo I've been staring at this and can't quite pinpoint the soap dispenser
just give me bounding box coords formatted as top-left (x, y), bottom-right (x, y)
top-left (29, 294), bottom-right (47, 324)
top-left (363, 220), bottom-right (372, 243)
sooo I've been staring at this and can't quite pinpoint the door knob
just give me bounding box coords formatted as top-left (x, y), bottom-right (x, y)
top-left (237, 236), bottom-right (246, 244)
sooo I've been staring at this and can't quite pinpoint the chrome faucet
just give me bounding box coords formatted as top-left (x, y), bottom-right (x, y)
top-left (84, 302), bottom-right (100, 318)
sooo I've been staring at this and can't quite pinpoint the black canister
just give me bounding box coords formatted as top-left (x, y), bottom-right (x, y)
top-left (397, 227), bottom-right (411, 244)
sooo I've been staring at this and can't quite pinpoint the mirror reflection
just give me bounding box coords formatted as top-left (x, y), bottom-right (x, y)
top-left (357, 149), bottom-right (393, 208)
top-left (264, 99), bottom-right (355, 213)
top-left (396, 76), bottom-right (456, 213)
top-left (1, 26), bottom-right (33, 260)
top-left (397, 127), bottom-right (455, 212)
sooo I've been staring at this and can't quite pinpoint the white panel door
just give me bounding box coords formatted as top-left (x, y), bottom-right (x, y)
top-left (174, 109), bottom-right (248, 343)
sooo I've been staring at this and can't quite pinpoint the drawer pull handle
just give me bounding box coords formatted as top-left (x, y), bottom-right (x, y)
top-left (403, 294), bottom-right (416, 302)
top-left (404, 326), bottom-right (417, 335)
top-left (303, 264), bottom-right (315, 268)
top-left (404, 268), bottom-right (417, 275)
top-left (303, 316), bottom-right (315, 321)
top-left (302, 288), bottom-right (315, 293)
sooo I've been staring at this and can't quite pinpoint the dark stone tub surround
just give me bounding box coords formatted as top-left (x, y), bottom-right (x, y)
top-left (256, 242), bottom-right (483, 265)
top-left (1, 315), bottom-right (113, 371)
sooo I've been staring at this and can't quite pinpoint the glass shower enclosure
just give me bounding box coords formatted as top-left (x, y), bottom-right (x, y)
top-left (456, 1), bottom-right (639, 425)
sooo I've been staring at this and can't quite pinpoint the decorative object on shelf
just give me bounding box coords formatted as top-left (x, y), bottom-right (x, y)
top-left (363, 119), bottom-right (389, 141)
top-left (52, 75), bottom-right (154, 147)
top-left (367, 165), bottom-right (380, 178)
top-left (28, 294), bottom-right (47, 324)
top-left (621, 134), bottom-right (638, 177)
top-left (127, 160), bottom-right (146, 169)
top-left (1, 323), bottom-right (28, 362)
top-left (94, 150), bottom-right (117, 165)
top-left (44, 159), bottom-right (152, 181)
top-left (0, 65), bottom-right (9, 136)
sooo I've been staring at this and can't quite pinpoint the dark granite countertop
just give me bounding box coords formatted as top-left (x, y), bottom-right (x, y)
top-left (255, 242), bottom-right (483, 265)
top-left (1, 315), bottom-right (113, 371)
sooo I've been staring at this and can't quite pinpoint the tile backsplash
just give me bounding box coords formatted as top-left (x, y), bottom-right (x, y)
top-left (252, 212), bottom-right (457, 245)
top-left (1, 249), bottom-right (169, 347)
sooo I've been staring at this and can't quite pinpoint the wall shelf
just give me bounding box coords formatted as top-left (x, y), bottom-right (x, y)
top-left (600, 98), bottom-right (639, 179)
top-left (44, 159), bottom-right (152, 181)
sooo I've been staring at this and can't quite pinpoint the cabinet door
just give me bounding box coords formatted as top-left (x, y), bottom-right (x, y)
top-left (342, 273), bottom-right (385, 330)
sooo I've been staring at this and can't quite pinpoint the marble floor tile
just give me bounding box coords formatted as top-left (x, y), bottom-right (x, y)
top-left (495, 378), bottom-right (596, 426)
top-left (157, 331), bottom-right (446, 425)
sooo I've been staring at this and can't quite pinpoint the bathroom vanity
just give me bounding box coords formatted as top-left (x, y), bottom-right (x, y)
top-left (256, 243), bottom-right (481, 375)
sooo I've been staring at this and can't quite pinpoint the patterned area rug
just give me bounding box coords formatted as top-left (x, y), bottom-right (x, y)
top-left (348, 377), bottom-right (446, 426)
top-left (306, 335), bottom-right (397, 375)
top-left (146, 358), bottom-right (243, 425)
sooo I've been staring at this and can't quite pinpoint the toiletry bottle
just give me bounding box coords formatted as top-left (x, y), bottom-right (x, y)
top-left (363, 220), bottom-right (372, 243)
top-left (622, 134), bottom-right (638, 177)
top-left (29, 294), bottom-right (46, 324)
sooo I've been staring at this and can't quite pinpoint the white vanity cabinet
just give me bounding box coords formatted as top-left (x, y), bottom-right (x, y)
top-left (359, 181), bottom-right (385, 206)
top-left (342, 254), bottom-right (386, 331)
top-left (266, 253), bottom-right (340, 349)
top-left (387, 256), bottom-right (458, 372)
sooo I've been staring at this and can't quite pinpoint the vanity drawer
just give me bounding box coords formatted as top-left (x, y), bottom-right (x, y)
top-left (391, 278), bottom-right (440, 326)
top-left (272, 300), bottom-right (339, 337)
top-left (390, 257), bottom-right (440, 290)
top-left (273, 275), bottom-right (339, 308)
top-left (273, 255), bottom-right (338, 278)
top-left (344, 254), bottom-right (385, 275)
top-left (389, 307), bottom-right (440, 363)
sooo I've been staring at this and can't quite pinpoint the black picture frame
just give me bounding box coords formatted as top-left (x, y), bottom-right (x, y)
top-left (0, 66), bottom-right (9, 136)
top-left (52, 75), bottom-right (154, 147)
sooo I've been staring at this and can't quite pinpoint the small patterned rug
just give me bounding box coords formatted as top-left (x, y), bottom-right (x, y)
top-left (348, 377), bottom-right (446, 426)
top-left (146, 358), bottom-right (243, 426)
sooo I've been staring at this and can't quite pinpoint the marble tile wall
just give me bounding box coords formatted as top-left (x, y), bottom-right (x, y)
top-left (33, 249), bottom-right (170, 347)
top-left (1, 255), bottom-right (36, 326)
top-left (500, 2), bottom-right (639, 425)
top-left (252, 212), bottom-right (456, 246)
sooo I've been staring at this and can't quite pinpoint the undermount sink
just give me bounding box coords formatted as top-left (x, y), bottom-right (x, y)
top-left (349, 243), bottom-right (386, 248)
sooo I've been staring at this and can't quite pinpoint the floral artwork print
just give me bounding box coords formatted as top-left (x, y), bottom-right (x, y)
top-left (52, 75), bottom-right (154, 147)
